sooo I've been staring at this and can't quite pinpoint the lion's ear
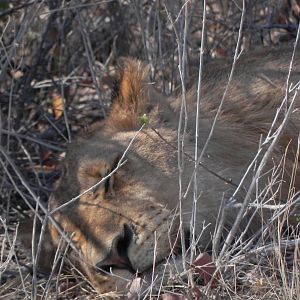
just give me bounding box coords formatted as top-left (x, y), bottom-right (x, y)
top-left (108, 58), bottom-right (150, 130)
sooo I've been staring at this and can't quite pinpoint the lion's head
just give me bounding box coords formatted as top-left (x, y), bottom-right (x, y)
top-left (44, 48), bottom-right (300, 293)
top-left (47, 59), bottom-right (182, 292)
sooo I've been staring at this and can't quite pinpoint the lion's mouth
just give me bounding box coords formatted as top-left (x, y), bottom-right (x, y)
top-left (97, 252), bottom-right (136, 275)
top-left (95, 222), bottom-right (179, 276)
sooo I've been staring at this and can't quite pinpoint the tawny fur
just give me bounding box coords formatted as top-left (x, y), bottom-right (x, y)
top-left (42, 45), bottom-right (300, 293)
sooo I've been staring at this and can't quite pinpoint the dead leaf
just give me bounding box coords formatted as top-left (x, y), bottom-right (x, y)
top-left (126, 277), bottom-right (142, 299)
top-left (53, 91), bottom-right (64, 119)
top-left (9, 69), bottom-right (24, 80)
top-left (193, 252), bottom-right (220, 288)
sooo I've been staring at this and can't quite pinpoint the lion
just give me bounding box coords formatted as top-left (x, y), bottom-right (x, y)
top-left (41, 44), bottom-right (300, 294)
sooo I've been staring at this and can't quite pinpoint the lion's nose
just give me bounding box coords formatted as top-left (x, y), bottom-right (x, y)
top-left (96, 224), bottom-right (135, 273)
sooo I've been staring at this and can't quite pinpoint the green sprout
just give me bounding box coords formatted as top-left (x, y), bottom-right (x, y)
top-left (139, 114), bottom-right (149, 126)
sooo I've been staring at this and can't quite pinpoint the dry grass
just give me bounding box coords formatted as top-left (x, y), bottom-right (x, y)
top-left (1, 0), bottom-right (300, 299)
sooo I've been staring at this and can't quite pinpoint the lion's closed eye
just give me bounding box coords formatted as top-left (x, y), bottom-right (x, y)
top-left (84, 165), bottom-right (103, 178)
top-left (104, 155), bottom-right (122, 196)
top-left (104, 171), bottom-right (114, 194)
top-left (77, 161), bottom-right (106, 194)
top-left (81, 155), bottom-right (122, 198)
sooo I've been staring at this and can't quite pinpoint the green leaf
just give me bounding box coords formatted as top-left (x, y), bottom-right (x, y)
top-left (139, 114), bottom-right (149, 126)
